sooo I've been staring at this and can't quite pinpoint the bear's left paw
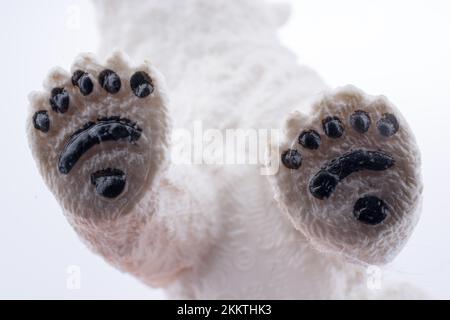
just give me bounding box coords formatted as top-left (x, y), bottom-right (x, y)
top-left (270, 85), bottom-right (423, 265)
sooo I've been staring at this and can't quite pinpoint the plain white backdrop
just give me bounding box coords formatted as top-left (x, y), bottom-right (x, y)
top-left (1, 0), bottom-right (449, 299)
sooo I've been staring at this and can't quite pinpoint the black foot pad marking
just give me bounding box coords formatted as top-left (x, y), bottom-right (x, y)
top-left (99, 69), bottom-right (121, 94)
top-left (58, 118), bottom-right (142, 174)
top-left (377, 113), bottom-right (399, 137)
top-left (299, 130), bottom-right (321, 150)
top-left (130, 71), bottom-right (154, 98)
top-left (33, 111), bottom-right (50, 133)
top-left (309, 150), bottom-right (395, 199)
top-left (323, 116), bottom-right (344, 138)
top-left (350, 110), bottom-right (371, 134)
top-left (281, 149), bottom-right (303, 169)
top-left (50, 88), bottom-right (70, 113)
top-left (353, 196), bottom-right (388, 225)
top-left (91, 168), bottom-right (126, 199)
top-left (72, 70), bottom-right (94, 96)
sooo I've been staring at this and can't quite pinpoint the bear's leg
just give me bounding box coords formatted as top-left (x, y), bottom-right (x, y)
top-left (27, 52), bottom-right (219, 287)
top-left (269, 85), bottom-right (423, 266)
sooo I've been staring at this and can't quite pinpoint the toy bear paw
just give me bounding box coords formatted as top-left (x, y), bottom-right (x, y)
top-left (270, 85), bottom-right (423, 265)
top-left (27, 52), bottom-right (170, 220)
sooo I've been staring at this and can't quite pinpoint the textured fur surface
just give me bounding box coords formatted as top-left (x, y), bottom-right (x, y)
top-left (27, 0), bottom-right (423, 299)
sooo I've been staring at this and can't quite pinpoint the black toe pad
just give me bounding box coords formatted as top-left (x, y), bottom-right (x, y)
top-left (282, 149), bottom-right (302, 170)
top-left (72, 70), bottom-right (94, 96)
top-left (299, 130), bottom-right (321, 150)
top-left (33, 111), bottom-right (50, 133)
top-left (350, 110), bottom-right (371, 134)
top-left (323, 116), bottom-right (344, 138)
top-left (99, 70), bottom-right (121, 94)
top-left (130, 71), bottom-right (154, 98)
top-left (377, 113), bottom-right (399, 137)
top-left (50, 88), bottom-right (70, 113)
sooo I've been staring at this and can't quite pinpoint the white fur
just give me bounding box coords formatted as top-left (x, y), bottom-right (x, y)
top-left (27, 0), bottom-right (424, 299)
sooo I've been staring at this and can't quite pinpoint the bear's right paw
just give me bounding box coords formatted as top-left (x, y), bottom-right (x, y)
top-left (28, 52), bottom-right (171, 220)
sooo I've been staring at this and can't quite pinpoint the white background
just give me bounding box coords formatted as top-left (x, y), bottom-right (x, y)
top-left (0, 0), bottom-right (449, 299)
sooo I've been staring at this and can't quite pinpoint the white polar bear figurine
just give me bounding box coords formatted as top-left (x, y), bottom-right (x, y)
top-left (27, 0), bottom-right (424, 299)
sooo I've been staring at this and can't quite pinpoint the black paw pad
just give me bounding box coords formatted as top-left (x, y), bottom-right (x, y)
top-left (72, 70), bottom-right (94, 96)
top-left (130, 71), bottom-right (154, 98)
top-left (299, 130), bottom-right (321, 150)
top-left (377, 113), bottom-right (399, 137)
top-left (91, 168), bottom-right (126, 199)
top-left (309, 170), bottom-right (339, 199)
top-left (350, 110), bottom-right (371, 134)
top-left (58, 118), bottom-right (142, 175)
top-left (50, 88), bottom-right (70, 113)
top-left (99, 70), bottom-right (121, 94)
top-left (309, 150), bottom-right (395, 200)
top-left (323, 116), bottom-right (344, 138)
top-left (33, 111), bottom-right (50, 133)
top-left (282, 149), bottom-right (302, 170)
top-left (353, 196), bottom-right (388, 225)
